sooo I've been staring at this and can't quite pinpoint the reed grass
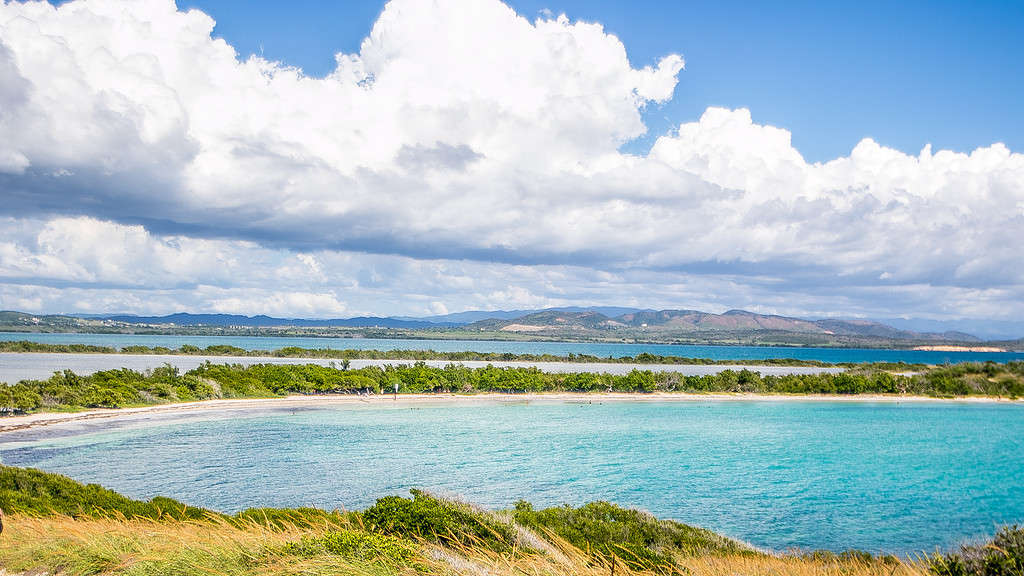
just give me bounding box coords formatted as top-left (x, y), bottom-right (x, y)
top-left (0, 513), bottom-right (929, 576)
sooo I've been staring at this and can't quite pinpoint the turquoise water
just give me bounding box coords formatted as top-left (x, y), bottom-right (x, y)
top-left (3, 332), bottom-right (1023, 364)
top-left (2, 400), bottom-right (1022, 553)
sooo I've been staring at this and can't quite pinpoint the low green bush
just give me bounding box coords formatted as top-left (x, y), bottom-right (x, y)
top-left (280, 529), bottom-right (417, 565)
top-left (930, 525), bottom-right (1024, 576)
top-left (3, 359), bottom-right (1022, 415)
top-left (513, 500), bottom-right (752, 571)
top-left (0, 466), bottom-right (210, 520)
top-left (362, 489), bottom-right (516, 552)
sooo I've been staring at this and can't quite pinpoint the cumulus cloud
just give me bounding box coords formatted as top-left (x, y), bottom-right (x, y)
top-left (0, 0), bottom-right (1021, 321)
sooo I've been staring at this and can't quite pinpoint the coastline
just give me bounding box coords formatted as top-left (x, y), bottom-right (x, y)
top-left (1, 391), bottom-right (1020, 434)
top-left (0, 352), bottom-right (845, 383)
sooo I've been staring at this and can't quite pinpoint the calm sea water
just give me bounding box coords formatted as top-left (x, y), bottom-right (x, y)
top-left (2, 400), bottom-right (1022, 554)
top-left (2, 332), bottom-right (1023, 364)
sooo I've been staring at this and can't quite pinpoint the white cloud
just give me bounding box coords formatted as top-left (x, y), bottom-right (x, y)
top-left (0, 216), bottom-right (260, 286)
top-left (0, 0), bottom-right (1020, 321)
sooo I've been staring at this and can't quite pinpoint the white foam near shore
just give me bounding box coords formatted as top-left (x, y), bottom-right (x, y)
top-left (0, 352), bottom-right (844, 384)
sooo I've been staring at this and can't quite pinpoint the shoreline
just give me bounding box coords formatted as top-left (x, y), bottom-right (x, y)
top-left (0, 352), bottom-right (846, 383)
top-left (2, 391), bottom-right (1020, 434)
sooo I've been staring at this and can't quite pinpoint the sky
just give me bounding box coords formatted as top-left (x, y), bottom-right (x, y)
top-left (0, 0), bottom-right (1023, 329)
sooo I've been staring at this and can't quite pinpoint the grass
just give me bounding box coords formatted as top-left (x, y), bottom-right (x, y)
top-left (513, 499), bottom-right (753, 570)
top-left (0, 465), bottom-right (211, 521)
top-left (0, 514), bottom-right (397, 576)
top-left (0, 465), bottom-right (958, 576)
top-left (0, 513), bottom-right (934, 576)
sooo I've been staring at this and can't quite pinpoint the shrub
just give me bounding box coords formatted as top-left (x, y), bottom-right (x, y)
top-left (280, 529), bottom-right (417, 565)
top-left (930, 525), bottom-right (1024, 576)
top-left (362, 489), bottom-right (515, 552)
top-left (513, 500), bottom-right (752, 572)
top-left (0, 466), bottom-right (210, 520)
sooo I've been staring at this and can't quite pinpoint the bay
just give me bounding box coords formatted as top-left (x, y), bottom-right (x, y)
top-left (2, 399), bottom-right (1022, 554)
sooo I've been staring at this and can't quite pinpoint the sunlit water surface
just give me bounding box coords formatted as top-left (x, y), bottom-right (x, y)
top-left (2, 400), bottom-right (1022, 554)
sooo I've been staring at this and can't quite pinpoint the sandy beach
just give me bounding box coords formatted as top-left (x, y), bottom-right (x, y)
top-left (1, 391), bottom-right (1018, 434)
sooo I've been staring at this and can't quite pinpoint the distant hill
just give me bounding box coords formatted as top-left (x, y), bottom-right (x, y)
top-left (1, 307), bottom-right (1014, 347)
top-left (471, 310), bottom-right (627, 331)
top-left (0, 311), bottom-right (93, 329)
top-left (468, 308), bottom-right (984, 342)
top-left (411, 306), bottom-right (647, 324)
top-left (876, 317), bottom-right (1024, 341)
top-left (98, 313), bottom-right (453, 329)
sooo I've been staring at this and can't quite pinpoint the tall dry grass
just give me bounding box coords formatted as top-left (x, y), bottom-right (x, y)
top-left (0, 513), bottom-right (929, 576)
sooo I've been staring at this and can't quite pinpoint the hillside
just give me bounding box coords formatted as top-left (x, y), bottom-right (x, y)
top-left (1, 308), bottom-right (1016, 349)
top-left (467, 308), bottom-right (990, 346)
top-left (0, 465), bottom-right (958, 576)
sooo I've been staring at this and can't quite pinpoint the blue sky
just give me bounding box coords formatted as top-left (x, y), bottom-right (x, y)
top-left (1, 0), bottom-right (1023, 330)
top-left (185, 0), bottom-right (1024, 162)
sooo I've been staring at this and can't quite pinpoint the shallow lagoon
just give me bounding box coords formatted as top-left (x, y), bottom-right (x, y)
top-left (2, 399), bottom-right (1022, 554)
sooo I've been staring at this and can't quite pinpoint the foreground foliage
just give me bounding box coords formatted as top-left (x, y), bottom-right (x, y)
top-left (513, 500), bottom-right (754, 570)
top-left (0, 466), bottom-right (936, 576)
top-left (1, 359), bottom-right (1022, 414)
top-left (0, 465), bottom-right (209, 520)
top-left (363, 489), bottom-right (518, 553)
top-left (929, 525), bottom-right (1024, 576)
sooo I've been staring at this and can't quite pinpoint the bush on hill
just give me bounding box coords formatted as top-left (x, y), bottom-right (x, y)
top-left (513, 500), bottom-right (751, 572)
top-left (362, 489), bottom-right (517, 552)
top-left (929, 525), bottom-right (1024, 576)
top-left (0, 465), bottom-right (209, 520)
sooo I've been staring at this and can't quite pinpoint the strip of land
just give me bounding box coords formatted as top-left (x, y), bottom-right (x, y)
top-left (1, 357), bottom-right (1020, 420)
top-left (0, 352), bottom-right (844, 383)
top-left (2, 392), bottom-right (1019, 434)
top-left (0, 340), bottom-right (846, 367)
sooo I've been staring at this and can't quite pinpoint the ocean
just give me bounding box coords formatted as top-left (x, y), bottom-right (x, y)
top-left (2, 398), bottom-right (1022, 554)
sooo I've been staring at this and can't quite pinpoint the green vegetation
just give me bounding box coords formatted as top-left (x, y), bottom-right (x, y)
top-left (0, 339), bottom-right (843, 366)
top-left (1, 361), bottom-right (1022, 415)
top-left (929, 525), bottom-right (1024, 576)
top-left (0, 465), bottom-right (997, 576)
top-left (0, 465), bottom-right (751, 576)
top-left (0, 465), bottom-right (208, 520)
top-left (513, 500), bottom-right (752, 571)
top-left (363, 489), bottom-right (518, 552)
top-left (279, 529), bottom-right (418, 566)
top-left (0, 340), bottom-right (117, 353)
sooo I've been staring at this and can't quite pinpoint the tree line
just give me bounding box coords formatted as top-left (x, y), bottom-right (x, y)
top-left (0, 339), bottom-right (848, 366)
top-left (1, 360), bottom-right (1021, 414)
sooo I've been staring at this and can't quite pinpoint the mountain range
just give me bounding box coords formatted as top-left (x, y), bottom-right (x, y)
top-left (3, 308), bottom-right (1019, 344)
top-left (463, 309), bottom-right (981, 342)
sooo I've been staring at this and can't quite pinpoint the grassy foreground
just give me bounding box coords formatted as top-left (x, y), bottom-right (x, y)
top-left (1, 465), bottom-right (993, 576)
top-left (1, 468), bottom-right (1021, 576)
